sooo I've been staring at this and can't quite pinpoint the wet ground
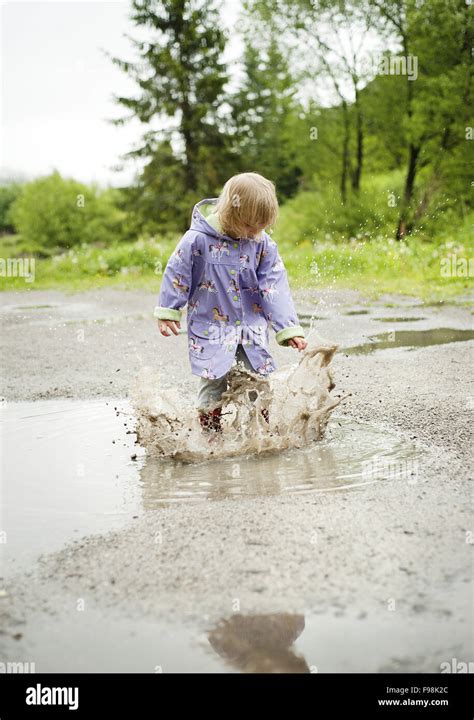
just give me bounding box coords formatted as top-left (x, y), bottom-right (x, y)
top-left (0, 287), bottom-right (472, 402)
top-left (1, 400), bottom-right (420, 574)
top-left (1, 595), bottom-right (469, 673)
top-left (0, 287), bottom-right (472, 673)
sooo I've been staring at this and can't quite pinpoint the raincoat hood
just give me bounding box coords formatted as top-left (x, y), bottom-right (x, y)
top-left (190, 198), bottom-right (224, 240)
top-left (190, 198), bottom-right (267, 242)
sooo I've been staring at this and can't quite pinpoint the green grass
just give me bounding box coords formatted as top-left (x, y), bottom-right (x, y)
top-left (2, 168), bottom-right (472, 300)
top-left (0, 217), bottom-right (472, 301)
top-left (0, 235), bottom-right (174, 293)
top-left (274, 222), bottom-right (474, 300)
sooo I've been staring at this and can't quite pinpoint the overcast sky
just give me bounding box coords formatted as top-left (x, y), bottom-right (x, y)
top-left (1, 0), bottom-right (242, 187)
top-left (1, 1), bottom-right (387, 188)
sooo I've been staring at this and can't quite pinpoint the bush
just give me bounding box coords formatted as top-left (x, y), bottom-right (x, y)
top-left (9, 171), bottom-right (129, 249)
top-left (0, 182), bottom-right (23, 233)
top-left (274, 170), bottom-right (467, 245)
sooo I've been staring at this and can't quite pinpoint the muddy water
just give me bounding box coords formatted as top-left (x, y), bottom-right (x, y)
top-left (344, 328), bottom-right (474, 354)
top-left (132, 344), bottom-right (343, 462)
top-left (3, 595), bottom-right (467, 672)
top-left (0, 299), bottom-right (151, 328)
top-left (372, 316), bottom-right (426, 323)
top-left (140, 417), bottom-right (419, 505)
top-left (0, 399), bottom-right (419, 572)
top-left (0, 399), bottom-right (141, 572)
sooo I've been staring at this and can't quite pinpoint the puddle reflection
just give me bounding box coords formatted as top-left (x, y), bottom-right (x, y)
top-left (207, 613), bottom-right (309, 672)
top-left (138, 417), bottom-right (419, 506)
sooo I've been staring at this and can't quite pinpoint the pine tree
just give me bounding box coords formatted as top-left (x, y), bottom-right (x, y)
top-left (106, 0), bottom-right (229, 229)
top-left (230, 35), bottom-right (303, 199)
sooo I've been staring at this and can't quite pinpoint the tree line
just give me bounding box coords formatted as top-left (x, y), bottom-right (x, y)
top-left (105, 0), bottom-right (472, 239)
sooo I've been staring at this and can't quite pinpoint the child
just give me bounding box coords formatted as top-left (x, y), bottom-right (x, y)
top-left (155, 172), bottom-right (307, 432)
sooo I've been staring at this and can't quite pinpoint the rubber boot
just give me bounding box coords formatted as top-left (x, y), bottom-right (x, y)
top-left (199, 407), bottom-right (222, 433)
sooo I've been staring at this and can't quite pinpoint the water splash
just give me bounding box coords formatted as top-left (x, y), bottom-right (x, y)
top-left (132, 344), bottom-right (345, 462)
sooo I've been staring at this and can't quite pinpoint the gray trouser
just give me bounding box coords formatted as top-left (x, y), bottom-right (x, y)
top-left (197, 344), bottom-right (257, 410)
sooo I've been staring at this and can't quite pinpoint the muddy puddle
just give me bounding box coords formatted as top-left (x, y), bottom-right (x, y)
top-left (371, 316), bottom-right (426, 323)
top-left (344, 328), bottom-right (474, 354)
top-left (3, 596), bottom-right (468, 673)
top-left (298, 313), bottom-right (328, 327)
top-left (0, 399), bottom-right (420, 572)
top-left (0, 399), bottom-right (141, 572)
top-left (0, 300), bottom-right (149, 327)
top-left (140, 417), bottom-right (419, 504)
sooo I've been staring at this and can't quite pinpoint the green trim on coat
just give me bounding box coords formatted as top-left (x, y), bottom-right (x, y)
top-left (154, 306), bottom-right (182, 321)
top-left (275, 325), bottom-right (305, 346)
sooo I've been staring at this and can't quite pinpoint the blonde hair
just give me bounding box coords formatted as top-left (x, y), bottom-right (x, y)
top-left (215, 172), bottom-right (278, 240)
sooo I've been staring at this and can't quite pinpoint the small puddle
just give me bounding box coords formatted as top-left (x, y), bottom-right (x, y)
top-left (372, 316), bottom-right (426, 323)
top-left (64, 312), bottom-right (150, 326)
top-left (344, 328), bottom-right (474, 355)
top-left (298, 313), bottom-right (327, 320)
top-left (298, 314), bottom-right (327, 327)
top-left (0, 400), bottom-right (419, 571)
top-left (15, 304), bottom-right (55, 310)
top-left (0, 302), bottom-right (146, 327)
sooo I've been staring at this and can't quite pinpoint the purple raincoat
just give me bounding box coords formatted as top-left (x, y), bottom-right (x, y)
top-left (154, 198), bottom-right (305, 379)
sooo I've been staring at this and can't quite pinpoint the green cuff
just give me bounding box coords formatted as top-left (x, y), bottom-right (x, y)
top-left (153, 306), bottom-right (182, 321)
top-left (275, 325), bottom-right (305, 346)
